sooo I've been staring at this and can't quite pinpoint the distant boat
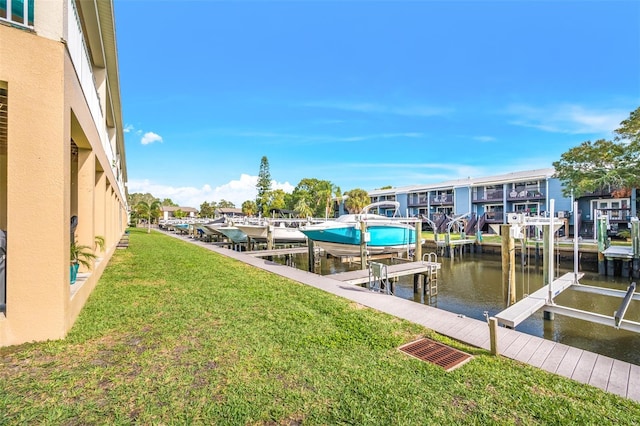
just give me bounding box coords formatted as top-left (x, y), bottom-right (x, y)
top-left (300, 202), bottom-right (419, 257)
top-left (235, 222), bottom-right (307, 244)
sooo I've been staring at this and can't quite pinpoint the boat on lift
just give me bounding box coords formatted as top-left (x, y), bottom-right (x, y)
top-left (300, 201), bottom-right (420, 257)
top-left (235, 221), bottom-right (308, 244)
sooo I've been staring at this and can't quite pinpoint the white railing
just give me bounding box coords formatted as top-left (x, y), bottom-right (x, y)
top-left (66, 0), bottom-right (117, 180)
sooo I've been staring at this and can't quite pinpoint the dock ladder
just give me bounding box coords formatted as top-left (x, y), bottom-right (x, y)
top-left (369, 261), bottom-right (391, 294)
top-left (423, 252), bottom-right (438, 300)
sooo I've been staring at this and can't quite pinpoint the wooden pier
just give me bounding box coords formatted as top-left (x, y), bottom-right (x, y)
top-left (331, 261), bottom-right (440, 285)
top-left (434, 238), bottom-right (476, 258)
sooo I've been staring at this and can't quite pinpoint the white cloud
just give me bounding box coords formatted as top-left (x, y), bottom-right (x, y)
top-left (504, 104), bottom-right (628, 135)
top-left (127, 174), bottom-right (295, 210)
top-left (123, 124), bottom-right (134, 133)
top-left (141, 131), bottom-right (163, 145)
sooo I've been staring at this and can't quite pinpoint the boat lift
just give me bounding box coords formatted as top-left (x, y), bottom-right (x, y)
top-left (490, 200), bottom-right (640, 354)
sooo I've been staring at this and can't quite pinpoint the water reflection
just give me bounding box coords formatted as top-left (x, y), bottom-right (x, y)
top-left (275, 250), bottom-right (640, 365)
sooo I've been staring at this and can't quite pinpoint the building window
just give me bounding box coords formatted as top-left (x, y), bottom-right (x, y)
top-left (0, 0), bottom-right (34, 27)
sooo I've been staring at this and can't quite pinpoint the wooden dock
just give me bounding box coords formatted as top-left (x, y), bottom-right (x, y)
top-left (247, 247), bottom-right (311, 257)
top-left (435, 238), bottom-right (476, 248)
top-left (332, 261), bottom-right (440, 285)
top-left (495, 272), bottom-right (580, 328)
top-left (602, 245), bottom-right (635, 259)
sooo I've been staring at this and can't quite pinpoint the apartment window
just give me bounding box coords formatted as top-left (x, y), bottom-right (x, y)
top-left (0, 0), bottom-right (34, 27)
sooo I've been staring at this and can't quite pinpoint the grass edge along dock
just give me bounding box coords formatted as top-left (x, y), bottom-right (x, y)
top-left (0, 228), bottom-right (637, 424)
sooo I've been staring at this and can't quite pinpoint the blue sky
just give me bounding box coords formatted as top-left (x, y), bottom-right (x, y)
top-left (115, 0), bottom-right (640, 208)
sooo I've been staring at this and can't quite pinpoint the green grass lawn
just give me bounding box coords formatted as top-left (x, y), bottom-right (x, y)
top-left (0, 228), bottom-right (637, 424)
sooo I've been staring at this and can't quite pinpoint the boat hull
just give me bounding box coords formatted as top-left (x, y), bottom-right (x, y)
top-left (213, 226), bottom-right (248, 243)
top-left (301, 223), bottom-right (417, 257)
top-left (235, 224), bottom-right (307, 243)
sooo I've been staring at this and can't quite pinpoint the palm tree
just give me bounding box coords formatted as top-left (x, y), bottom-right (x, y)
top-left (344, 188), bottom-right (370, 213)
top-left (135, 199), bottom-right (161, 233)
top-left (294, 198), bottom-right (313, 219)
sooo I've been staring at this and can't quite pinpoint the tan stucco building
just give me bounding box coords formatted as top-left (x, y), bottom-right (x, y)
top-left (0, 0), bottom-right (128, 346)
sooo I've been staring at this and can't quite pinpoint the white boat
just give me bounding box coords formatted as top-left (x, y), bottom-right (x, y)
top-left (300, 202), bottom-right (420, 256)
top-left (235, 222), bottom-right (307, 244)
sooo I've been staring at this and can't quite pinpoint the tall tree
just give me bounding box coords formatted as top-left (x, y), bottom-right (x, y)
top-left (264, 189), bottom-right (287, 214)
top-left (290, 178), bottom-right (339, 217)
top-left (128, 192), bottom-right (156, 207)
top-left (218, 199), bottom-right (236, 209)
top-left (256, 156), bottom-right (272, 214)
top-left (199, 201), bottom-right (216, 218)
top-left (242, 200), bottom-right (257, 216)
top-left (294, 197), bottom-right (313, 218)
top-left (317, 181), bottom-right (341, 218)
top-left (161, 198), bottom-right (178, 206)
top-left (135, 199), bottom-right (161, 233)
top-left (553, 107), bottom-right (640, 197)
top-left (344, 188), bottom-right (370, 213)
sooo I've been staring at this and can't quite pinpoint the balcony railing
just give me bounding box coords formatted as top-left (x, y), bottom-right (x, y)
top-left (431, 194), bottom-right (453, 204)
top-left (473, 191), bottom-right (504, 203)
top-left (408, 196), bottom-right (428, 206)
top-left (484, 211), bottom-right (504, 223)
top-left (506, 190), bottom-right (545, 201)
top-left (66, 0), bottom-right (124, 198)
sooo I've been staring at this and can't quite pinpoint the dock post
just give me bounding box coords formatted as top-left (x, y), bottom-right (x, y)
top-left (307, 239), bottom-right (315, 273)
top-left (414, 221), bottom-right (422, 262)
top-left (359, 221), bottom-right (368, 270)
top-left (606, 258), bottom-right (615, 276)
top-left (267, 225), bottom-right (274, 251)
top-left (445, 232), bottom-right (451, 258)
top-left (501, 225), bottom-right (516, 306)
top-left (489, 317), bottom-right (499, 356)
top-left (622, 260), bottom-right (631, 278)
top-left (542, 225), bottom-right (549, 288)
top-left (543, 311), bottom-right (554, 321)
top-left (597, 215), bottom-right (607, 275)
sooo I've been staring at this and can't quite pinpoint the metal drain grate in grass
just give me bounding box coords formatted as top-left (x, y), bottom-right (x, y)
top-left (399, 337), bottom-right (473, 372)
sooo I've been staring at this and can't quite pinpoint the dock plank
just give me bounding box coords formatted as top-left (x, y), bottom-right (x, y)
top-left (607, 359), bottom-right (631, 398)
top-left (501, 333), bottom-right (535, 359)
top-left (541, 343), bottom-right (570, 374)
top-left (496, 328), bottom-right (521, 354)
top-left (332, 261), bottom-right (440, 285)
top-left (555, 346), bottom-right (583, 378)
top-left (513, 336), bottom-right (543, 364)
top-left (528, 339), bottom-right (556, 368)
top-left (589, 355), bottom-right (614, 390)
top-left (571, 351), bottom-right (598, 384)
top-left (628, 364), bottom-right (640, 401)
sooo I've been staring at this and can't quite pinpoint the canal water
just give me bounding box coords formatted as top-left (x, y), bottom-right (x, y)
top-left (273, 250), bottom-right (640, 366)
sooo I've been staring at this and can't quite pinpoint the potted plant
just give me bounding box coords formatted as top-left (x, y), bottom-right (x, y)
top-left (70, 236), bottom-right (104, 284)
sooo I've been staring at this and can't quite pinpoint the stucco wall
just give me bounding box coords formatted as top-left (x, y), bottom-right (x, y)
top-left (0, 24), bottom-right (127, 346)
